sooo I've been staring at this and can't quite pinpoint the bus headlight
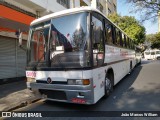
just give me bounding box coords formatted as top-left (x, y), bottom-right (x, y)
top-left (27, 77), bottom-right (35, 82)
top-left (67, 79), bottom-right (90, 85)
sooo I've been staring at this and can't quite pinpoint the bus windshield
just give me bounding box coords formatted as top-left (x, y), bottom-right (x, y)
top-left (29, 22), bottom-right (50, 64)
top-left (28, 12), bottom-right (90, 68)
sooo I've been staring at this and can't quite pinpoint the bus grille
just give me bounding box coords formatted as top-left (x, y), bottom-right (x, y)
top-left (36, 80), bottom-right (67, 84)
top-left (39, 89), bottom-right (67, 100)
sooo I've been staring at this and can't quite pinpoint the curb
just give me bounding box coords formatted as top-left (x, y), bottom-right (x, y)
top-left (0, 89), bottom-right (41, 111)
top-left (6, 98), bottom-right (41, 111)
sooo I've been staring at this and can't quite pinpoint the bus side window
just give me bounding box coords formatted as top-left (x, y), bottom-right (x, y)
top-left (92, 15), bottom-right (103, 48)
top-left (112, 27), bottom-right (116, 45)
top-left (127, 38), bottom-right (130, 48)
top-left (92, 14), bottom-right (104, 66)
top-left (105, 21), bottom-right (113, 45)
top-left (131, 41), bottom-right (134, 50)
top-left (127, 37), bottom-right (130, 49)
top-left (124, 35), bottom-right (127, 48)
top-left (128, 39), bottom-right (131, 49)
top-left (116, 29), bottom-right (121, 46)
top-left (119, 31), bottom-right (123, 47)
top-left (131, 40), bottom-right (133, 49)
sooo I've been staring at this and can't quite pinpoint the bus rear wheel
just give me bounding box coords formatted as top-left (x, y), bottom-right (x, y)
top-left (104, 74), bottom-right (113, 98)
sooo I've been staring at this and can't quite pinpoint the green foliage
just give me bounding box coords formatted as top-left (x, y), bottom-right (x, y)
top-left (108, 13), bottom-right (146, 45)
top-left (146, 34), bottom-right (155, 42)
top-left (126, 0), bottom-right (160, 22)
top-left (146, 33), bottom-right (160, 49)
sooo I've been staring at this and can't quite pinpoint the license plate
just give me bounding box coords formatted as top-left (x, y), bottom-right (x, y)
top-left (26, 71), bottom-right (36, 78)
top-left (72, 98), bottom-right (86, 104)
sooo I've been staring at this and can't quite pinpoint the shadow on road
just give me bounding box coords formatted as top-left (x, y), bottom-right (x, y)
top-left (110, 61), bottom-right (160, 111)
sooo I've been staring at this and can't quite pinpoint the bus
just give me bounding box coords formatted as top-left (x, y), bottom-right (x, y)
top-left (155, 50), bottom-right (160, 60)
top-left (144, 50), bottom-right (152, 60)
top-left (22, 7), bottom-right (139, 104)
top-left (144, 49), bottom-right (160, 60)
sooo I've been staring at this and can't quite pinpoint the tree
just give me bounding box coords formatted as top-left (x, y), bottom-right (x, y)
top-left (126, 0), bottom-right (160, 22)
top-left (146, 33), bottom-right (160, 49)
top-left (108, 13), bottom-right (146, 44)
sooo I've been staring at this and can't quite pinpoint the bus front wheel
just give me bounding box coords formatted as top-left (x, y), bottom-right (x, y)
top-left (104, 74), bottom-right (113, 98)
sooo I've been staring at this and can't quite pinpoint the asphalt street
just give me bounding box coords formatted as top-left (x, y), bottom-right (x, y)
top-left (7, 59), bottom-right (160, 120)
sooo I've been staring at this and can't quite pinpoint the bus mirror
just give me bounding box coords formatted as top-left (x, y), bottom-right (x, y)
top-left (18, 32), bottom-right (26, 51)
top-left (19, 32), bottom-right (22, 46)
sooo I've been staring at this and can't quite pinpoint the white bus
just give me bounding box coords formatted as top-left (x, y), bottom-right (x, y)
top-left (155, 50), bottom-right (160, 60)
top-left (144, 49), bottom-right (160, 60)
top-left (144, 50), bottom-right (152, 60)
top-left (24, 7), bottom-right (138, 104)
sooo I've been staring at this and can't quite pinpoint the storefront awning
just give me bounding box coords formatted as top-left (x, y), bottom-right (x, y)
top-left (0, 5), bottom-right (35, 32)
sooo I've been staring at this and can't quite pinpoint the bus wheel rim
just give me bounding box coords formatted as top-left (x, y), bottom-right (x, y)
top-left (105, 78), bottom-right (111, 90)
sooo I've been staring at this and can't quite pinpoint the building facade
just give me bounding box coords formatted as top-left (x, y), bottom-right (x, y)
top-left (91, 0), bottom-right (117, 16)
top-left (106, 0), bottom-right (117, 15)
top-left (0, 0), bottom-right (35, 81)
top-left (0, 0), bottom-right (116, 82)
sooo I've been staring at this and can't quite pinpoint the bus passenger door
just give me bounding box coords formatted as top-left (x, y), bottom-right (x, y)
top-left (91, 13), bottom-right (105, 102)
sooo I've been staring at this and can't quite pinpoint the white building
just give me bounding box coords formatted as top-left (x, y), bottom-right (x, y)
top-left (91, 0), bottom-right (117, 16)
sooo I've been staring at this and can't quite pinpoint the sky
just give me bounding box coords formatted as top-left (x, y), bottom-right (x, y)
top-left (117, 0), bottom-right (158, 35)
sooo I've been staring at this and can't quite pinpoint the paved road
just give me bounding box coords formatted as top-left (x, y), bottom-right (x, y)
top-left (10, 60), bottom-right (160, 120)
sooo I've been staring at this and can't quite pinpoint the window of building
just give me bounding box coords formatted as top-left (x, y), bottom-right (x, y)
top-left (108, 0), bottom-right (111, 4)
top-left (108, 8), bottom-right (111, 15)
top-left (97, 2), bottom-right (103, 13)
top-left (113, 3), bottom-right (116, 12)
top-left (57, 0), bottom-right (70, 8)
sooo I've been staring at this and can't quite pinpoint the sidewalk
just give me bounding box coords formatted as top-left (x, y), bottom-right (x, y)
top-left (0, 80), bottom-right (40, 111)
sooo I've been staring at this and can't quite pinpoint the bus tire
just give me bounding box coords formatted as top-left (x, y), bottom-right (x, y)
top-left (129, 61), bottom-right (132, 74)
top-left (104, 73), bottom-right (114, 98)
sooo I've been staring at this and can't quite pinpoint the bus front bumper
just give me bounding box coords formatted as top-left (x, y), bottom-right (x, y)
top-left (28, 82), bottom-right (95, 104)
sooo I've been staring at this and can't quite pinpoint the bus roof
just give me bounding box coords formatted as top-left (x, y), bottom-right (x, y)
top-left (31, 7), bottom-right (98, 26)
top-left (31, 6), bottom-right (132, 41)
